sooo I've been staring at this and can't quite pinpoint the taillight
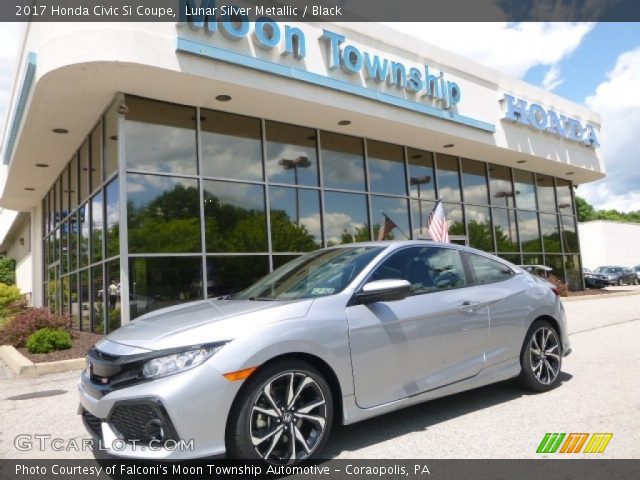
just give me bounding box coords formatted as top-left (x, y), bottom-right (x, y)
top-left (551, 286), bottom-right (561, 296)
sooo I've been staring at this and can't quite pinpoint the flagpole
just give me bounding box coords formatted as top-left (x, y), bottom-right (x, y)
top-left (380, 210), bottom-right (410, 240)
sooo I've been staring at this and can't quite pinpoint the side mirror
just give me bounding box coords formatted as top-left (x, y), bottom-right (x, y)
top-left (355, 279), bottom-right (411, 304)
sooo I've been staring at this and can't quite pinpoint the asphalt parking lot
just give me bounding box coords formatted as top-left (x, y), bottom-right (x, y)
top-left (1, 289), bottom-right (639, 459)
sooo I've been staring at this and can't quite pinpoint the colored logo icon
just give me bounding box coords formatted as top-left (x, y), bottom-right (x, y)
top-left (537, 433), bottom-right (613, 454)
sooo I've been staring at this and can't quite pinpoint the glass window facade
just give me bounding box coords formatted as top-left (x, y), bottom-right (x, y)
top-left (41, 95), bottom-right (585, 332)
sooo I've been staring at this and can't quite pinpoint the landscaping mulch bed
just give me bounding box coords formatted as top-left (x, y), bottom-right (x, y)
top-left (18, 330), bottom-right (103, 363)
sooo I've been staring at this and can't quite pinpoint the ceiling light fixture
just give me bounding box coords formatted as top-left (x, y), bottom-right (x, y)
top-left (338, 120), bottom-right (351, 126)
top-left (215, 95), bottom-right (232, 102)
top-left (52, 128), bottom-right (69, 134)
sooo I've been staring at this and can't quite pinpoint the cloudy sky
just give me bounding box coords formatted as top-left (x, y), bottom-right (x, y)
top-left (1, 22), bottom-right (640, 211)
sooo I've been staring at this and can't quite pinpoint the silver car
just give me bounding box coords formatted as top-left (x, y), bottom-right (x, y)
top-left (78, 241), bottom-right (570, 463)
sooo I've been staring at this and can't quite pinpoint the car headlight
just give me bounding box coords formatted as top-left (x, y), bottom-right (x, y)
top-left (142, 343), bottom-right (226, 379)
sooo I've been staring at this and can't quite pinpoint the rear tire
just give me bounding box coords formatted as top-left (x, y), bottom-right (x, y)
top-left (518, 320), bottom-right (562, 392)
top-left (226, 359), bottom-right (333, 464)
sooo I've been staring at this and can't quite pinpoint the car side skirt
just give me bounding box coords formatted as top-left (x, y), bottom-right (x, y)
top-left (341, 358), bottom-right (521, 425)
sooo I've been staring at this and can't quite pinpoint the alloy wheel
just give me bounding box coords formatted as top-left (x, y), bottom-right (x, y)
top-left (249, 371), bottom-right (327, 464)
top-left (529, 327), bottom-right (561, 385)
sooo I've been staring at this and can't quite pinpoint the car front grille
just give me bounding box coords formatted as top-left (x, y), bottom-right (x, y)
top-left (109, 400), bottom-right (177, 445)
top-left (82, 409), bottom-right (103, 439)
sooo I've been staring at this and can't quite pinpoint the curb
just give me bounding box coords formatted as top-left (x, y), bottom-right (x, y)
top-left (0, 345), bottom-right (84, 377)
top-left (562, 289), bottom-right (640, 302)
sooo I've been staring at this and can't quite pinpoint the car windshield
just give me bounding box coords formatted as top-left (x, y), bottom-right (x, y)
top-left (599, 267), bottom-right (621, 274)
top-left (231, 246), bottom-right (384, 301)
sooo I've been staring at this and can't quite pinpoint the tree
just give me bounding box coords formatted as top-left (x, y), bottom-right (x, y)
top-left (576, 196), bottom-right (640, 223)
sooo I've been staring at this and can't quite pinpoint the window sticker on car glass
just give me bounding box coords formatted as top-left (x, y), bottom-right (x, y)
top-left (311, 287), bottom-right (335, 295)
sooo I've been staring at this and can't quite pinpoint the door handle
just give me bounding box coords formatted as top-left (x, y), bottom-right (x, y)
top-left (457, 300), bottom-right (482, 313)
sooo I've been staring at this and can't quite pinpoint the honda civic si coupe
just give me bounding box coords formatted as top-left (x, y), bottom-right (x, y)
top-left (79, 241), bottom-right (570, 464)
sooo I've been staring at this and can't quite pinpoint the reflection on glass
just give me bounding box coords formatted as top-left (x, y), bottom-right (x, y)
top-left (564, 254), bottom-right (581, 290)
top-left (202, 109), bottom-right (262, 181)
top-left (560, 215), bottom-right (578, 252)
top-left (544, 254), bottom-right (564, 280)
top-left (106, 260), bottom-right (121, 333)
top-left (513, 169), bottom-right (537, 210)
top-left (61, 273), bottom-right (70, 319)
top-left (105, 179), bottom-right (119, 259)
top-left (266, 121), bottom-right (318, 186)
top-left (204, 180), bottom-right (267, 252)
top-left (556, 179), bottom-right (574, 213)
top-left (91, 192), bottom-right (103, 263)
top-left (522, 254), bottom-right (543, 266)
top-left (443, 203), bottom-right (464, 235)
top-left (518, 211), bottom-right (542, 252)
top-left (80, 269), bottom-right (90, 331)
top-left (367, 140), bottom-right (406, 195)
top-left (70, 154), bottom-right (78, 210)
top-left (61, 167), bottom-right (69, 219)
top-left (91, 264), bottom-right (104, 334)
top-left (436, 154), bottom-right (461, 202)
top-left (493, 208), bottom-right (518, 252)
top-left (536, 174), bottom-right (556, 212)
top-left (269, 186), bottom-right (321, 252)
top-left (48, 267), bottom-right (59, 314)
top-left (540, 213), bottom-right (561, 253)
top-left (489, 165), bottom-right (515, 207)
top-left (371, 196), bottom-right (409, 241)
top-left (90, 121), bottom-right (102, 195)
top-left (129, 257), bottom-right (203, 319)
top-left (70, 274), bottom-right (80, 329)
top-left (124, 97), bottom-right (197, 175)
top-left (61, 220), bottom-right (69, 275)
top-left (324, 191), bottom-right (369, 245)
top-left (103, 101), bottom-right (119, 180)
top-left (79, 204), bottom-right (89, 268)
top-left (206, 256), bottom-right (270, 297)
top-left (127, 174), bottom-right (201, 253)
top-left (497, 253), bottom-right (521, 265)
top-left (273, 255), bottom-right (302, 270)
top-left (461, 158), bottom-right (489, 205)
top-left (321, 132), bottom-right (365, 191)
top-left (79, 141), bottom-right (89, 203)
top-left (408, 149), bottom-right (436, 200)
top-left (466, 205), bottom-right (493, 252)
top-left (411, 199), bottom-right (435, 238)
top-left (69, 212), bottom-right (78, 272)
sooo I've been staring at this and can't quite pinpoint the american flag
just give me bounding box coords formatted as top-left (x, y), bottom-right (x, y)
top-left (377, 213), bottom-right (398, 241)
top-left (426, 200), bottom-right (449, 243)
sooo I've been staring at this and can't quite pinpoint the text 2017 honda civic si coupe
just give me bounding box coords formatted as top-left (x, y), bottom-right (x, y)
top-left (79, 241), bottom-right (570, 464)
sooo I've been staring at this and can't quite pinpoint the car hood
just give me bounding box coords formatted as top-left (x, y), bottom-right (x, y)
top-left (102, 298), bottom-right (313, 351)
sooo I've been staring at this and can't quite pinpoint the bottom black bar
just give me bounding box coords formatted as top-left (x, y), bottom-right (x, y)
top-left (1, 459), bottom-right (639, 480)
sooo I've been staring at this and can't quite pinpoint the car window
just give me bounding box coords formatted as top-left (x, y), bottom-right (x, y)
top-left (370, 246), bottom-right (466, 295)
top-left (467, 253), bottom-right (514, 285)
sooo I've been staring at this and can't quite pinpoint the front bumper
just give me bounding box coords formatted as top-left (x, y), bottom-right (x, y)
top-left (77, 362), bottom-right (242, 459)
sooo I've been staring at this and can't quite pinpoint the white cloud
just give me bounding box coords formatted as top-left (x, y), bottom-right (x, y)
top-left (0, 23), bottom-right (26, 139)
top-left (541, 65), bottom-right (564, 91)
top-left (384, 22), bottom-right (594, 78)
top-left (581, 47), bottom-right (640, 212)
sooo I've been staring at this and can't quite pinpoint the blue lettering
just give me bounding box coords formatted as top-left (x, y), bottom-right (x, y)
top-left (528, 104), bottom-right (548, 130)
top-left (503, 94), bottom-right (529, 124)
top-left (447, 81), bottom-right (461, 107)
top-left (284, 25), bottom-right (305, 58)
top-left (390, 62), bottom-right (407, 88)
top-left (546, 110), bottom-right (567, 136)
top-left (565, 118), bottom-right (583, 142)
top-left (220, 15), bottom-right (250, 40)
top-left (408, 67), bottom-right (423, 93)
top-left (363, 53), bottom-right (389, 83)
top-left (321, 29), bottom-right (345, 70)
top-left (424, 66), bottom-right (441, 99)
top-left (583, 125), bottom-right (600, 147)
top-left (254, 18), bottom-right (280, 49)
top-left (342, 45), bottom-right (363, 74)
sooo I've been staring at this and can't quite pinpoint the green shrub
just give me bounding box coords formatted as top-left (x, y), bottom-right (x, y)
top-left (26, 328), bottom-right (72, 353)
top-left (0, 283), bottom-right (21, 317)
top-left (0, 307), bottom-right (69, 348)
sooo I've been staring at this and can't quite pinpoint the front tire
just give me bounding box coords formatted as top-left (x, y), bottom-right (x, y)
top-left (518, 320), bottom-right (562, 392)
top-left (226, 359), bottom-right (333, 464)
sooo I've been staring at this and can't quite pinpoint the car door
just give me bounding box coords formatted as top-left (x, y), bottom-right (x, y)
top-left (346, 246), bottom-right (490, 409)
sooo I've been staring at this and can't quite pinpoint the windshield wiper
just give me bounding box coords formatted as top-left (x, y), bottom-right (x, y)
top-left (248, 296), bottom-right (278, 301)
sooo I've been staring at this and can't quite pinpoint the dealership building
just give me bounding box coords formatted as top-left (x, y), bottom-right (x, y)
top-left (0, 21), bottom-right (605, 334)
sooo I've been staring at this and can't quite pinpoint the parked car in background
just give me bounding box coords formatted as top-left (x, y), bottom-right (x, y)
top-left (594, 266), bottom-right (637, 286)
top-left (79, 241), bottom-right (570, 464)
top-left (583, 268), bottom-right (608, 289)
top-left (634, 265), bottom-right (640, 283)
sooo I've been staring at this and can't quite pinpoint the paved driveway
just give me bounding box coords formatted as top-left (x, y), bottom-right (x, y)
top-left (1, 292), bottom-right (639, 459)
